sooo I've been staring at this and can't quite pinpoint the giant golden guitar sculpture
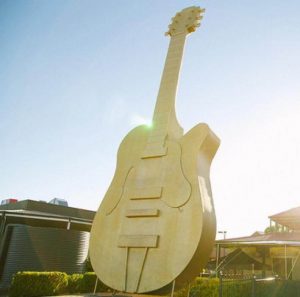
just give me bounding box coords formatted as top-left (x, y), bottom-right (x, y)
top-left (90, 6), bottom-right (220, 294)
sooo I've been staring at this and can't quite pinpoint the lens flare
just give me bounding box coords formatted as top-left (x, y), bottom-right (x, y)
top-left (130, 115), bottom-right (152, 128)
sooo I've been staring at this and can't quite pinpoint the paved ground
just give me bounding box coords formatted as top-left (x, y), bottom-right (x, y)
top-left (1, 292), bottom-right (148, 297)
top-left (1, 292), bottom-right (134, 297)
top-left (45, 294), bottom-right (146, 297)
top-left (1, 294), bottom-right (102, 297)
top-left (2, 292), bottom-right (156, 297)
top-left (45, 295), bottom-right (101, 297)
top-left (44, 295), bottom-right (99, 297)
top-left (1, 292), bottom-right (128, 297)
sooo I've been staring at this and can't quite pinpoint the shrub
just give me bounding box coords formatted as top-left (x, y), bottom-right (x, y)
top-left (9, 271), bottom-right (68, 297)
top-left (222, 279), bottom-right (252, 297)
top-left (84, 256), bottom-right (94, 272)
top-left (174, 277), bottom-right (219, 297)
top-left (78, 272), bottom-right (109, 293)
top-left (67, 274), bottom-right (83, 294)
top-left (9, 271), bottom-right (110, 296)
top-left (191, 277), bottom-right (219, 297)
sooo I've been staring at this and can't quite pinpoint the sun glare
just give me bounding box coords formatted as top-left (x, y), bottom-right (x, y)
top-left (130, 114), bottom-right (152, 128)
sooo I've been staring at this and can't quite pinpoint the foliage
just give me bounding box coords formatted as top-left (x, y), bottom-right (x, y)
top-left (254, 280), bottom-right (300, 297)
top-left (11, 273), bottom-right (300, 297)
top-left (67, 273), bottom-right (83, 293)
top-left (84, 255), bottom-right (94, 272)
top-left (9, 271), bottom-right (110, 297)
top-left (191, 277), bottom-right (219, 297)
top-left (77, 272), bottom-right (109, 293)
top-left (174, 277), bottom-right (219, 297)
top-left (9, 271), bottom-right (68, 297)
top-left (264, 226), bottom-right (278, 233)
top-left (221, 279), bottom-right (252, 297)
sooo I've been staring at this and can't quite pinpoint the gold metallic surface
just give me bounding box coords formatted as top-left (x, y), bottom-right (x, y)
top-left (90, 6), bottom-right (220, 293)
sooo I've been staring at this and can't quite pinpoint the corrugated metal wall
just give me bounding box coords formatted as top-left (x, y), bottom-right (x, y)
top-left (0, 224), bottom-right (90, 290)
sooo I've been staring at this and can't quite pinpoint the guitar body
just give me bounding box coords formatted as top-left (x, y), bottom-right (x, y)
top-left (89, 123), bottom-right (219, 293)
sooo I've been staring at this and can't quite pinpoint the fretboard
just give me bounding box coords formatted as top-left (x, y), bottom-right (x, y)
top-left (142, 33), bottom-right (187, 158)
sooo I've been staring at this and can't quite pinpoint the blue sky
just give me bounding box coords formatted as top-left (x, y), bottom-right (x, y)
top-left (1, 0), bottom-right (300, 238)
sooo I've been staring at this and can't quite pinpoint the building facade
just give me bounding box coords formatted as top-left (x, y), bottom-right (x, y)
top-left (0, 199), bottom-right (95, 291)
top-left (215, 207), bottom-right (300, 280)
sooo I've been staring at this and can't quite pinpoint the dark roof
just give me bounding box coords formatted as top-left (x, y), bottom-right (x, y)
top-left (217, 231), bottom-right (300, 247)
top-left (269, 207), bottom-right (300, 230)
top-left (0, 199), bottom-right (95, 220)
top-left (210, 248), bottom-right (269, 270)
top-left (0, 200), bottom-right (96, 232)
top-left (0, 209), bottom-right (92, 231)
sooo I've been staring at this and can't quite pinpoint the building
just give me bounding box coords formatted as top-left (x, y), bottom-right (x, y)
top-left (215, 207), bottom-right (300, 280)
top-left (269, 206), bottom-right (300, 231)
top-left (0, 199), bottom-right (95, 292)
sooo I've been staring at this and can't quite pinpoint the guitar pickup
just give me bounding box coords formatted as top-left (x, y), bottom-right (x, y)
top-left (118, 234), bottom-right (159, 248)
top-left (126, 209), bottom-right (159, 218)
top-left (130, 187), bottom-right (162, 200)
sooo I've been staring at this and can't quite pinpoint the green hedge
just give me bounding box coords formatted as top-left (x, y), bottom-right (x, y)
top-left (9, 272), bottom-right (68, 297)
top-left (192, 277), bottom-right (219, 297)
top-left (174, 277), bottom-right (219, 297)
top-left (13, 273), bottom-right (297, 297)
top-left (66, 273), bottom-right (83, 294)
top-left (220, 279), bottom-right (252, 297)
top-left (175, 277), bottom-right (252, 297)
top-left (9, 272), bottom-right (110, 297)
top-left (77, 272), bottom-right (109, 293)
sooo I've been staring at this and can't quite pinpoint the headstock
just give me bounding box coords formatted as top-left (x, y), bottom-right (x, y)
top-left (165, 6), bottom-right (205, 37)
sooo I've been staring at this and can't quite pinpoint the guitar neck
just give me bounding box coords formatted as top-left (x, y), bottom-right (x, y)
top-left (149, 33), bottom-right (187, 147)
top-left (142, 6), bottom-right (205, 159)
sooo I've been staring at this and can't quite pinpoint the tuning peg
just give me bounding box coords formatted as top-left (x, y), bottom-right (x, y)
top-left (196, 8), bottom-right (205, 13)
